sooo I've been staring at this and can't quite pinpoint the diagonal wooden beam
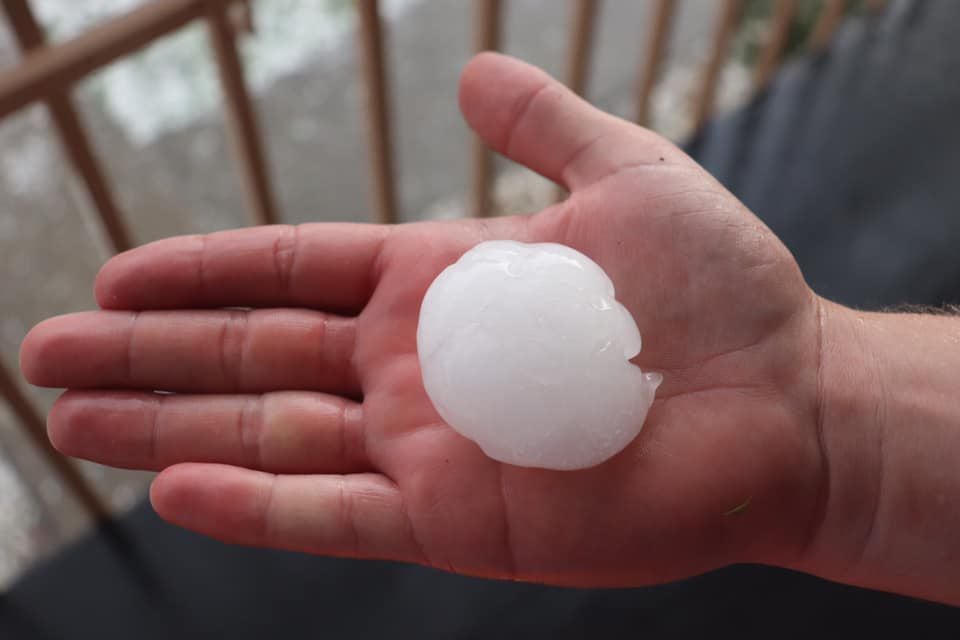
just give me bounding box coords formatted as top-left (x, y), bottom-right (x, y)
top-left (2, 0), bottom-right (133, 253)
top-left (0, 0), bottom-right (233, 119)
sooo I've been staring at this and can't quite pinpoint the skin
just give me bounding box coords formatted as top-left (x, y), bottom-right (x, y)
top-left (18, 54), bottom-right (960, 605)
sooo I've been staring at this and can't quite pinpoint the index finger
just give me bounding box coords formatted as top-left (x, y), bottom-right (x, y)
top-left (96, 223), bottom-right (390, 315)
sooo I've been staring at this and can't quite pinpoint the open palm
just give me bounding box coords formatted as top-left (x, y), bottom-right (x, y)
top-left (22, 54), bottom-right (825, 587)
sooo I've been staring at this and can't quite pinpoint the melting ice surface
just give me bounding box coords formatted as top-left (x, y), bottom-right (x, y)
top-left (417, 240), bottom-right (661, 470)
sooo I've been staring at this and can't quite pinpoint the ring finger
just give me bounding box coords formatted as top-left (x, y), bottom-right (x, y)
top-left (48, 390), bottom-right (370, 474)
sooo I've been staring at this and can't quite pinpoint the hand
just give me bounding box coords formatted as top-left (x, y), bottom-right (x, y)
top-left (20, 53), bottom-right (825, 587)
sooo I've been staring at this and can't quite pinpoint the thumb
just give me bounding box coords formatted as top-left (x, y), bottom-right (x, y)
top-left (458, 52), bottom-right (681, 192)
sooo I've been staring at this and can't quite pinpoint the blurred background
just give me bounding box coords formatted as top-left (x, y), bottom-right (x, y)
top-left (1, 0), bottom-right (959, 636)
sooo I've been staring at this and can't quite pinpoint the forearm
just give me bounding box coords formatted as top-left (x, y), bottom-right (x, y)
top-left (796, 299), bottom-right (960, 605)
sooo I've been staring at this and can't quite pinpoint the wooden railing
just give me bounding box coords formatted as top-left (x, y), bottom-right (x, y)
top-left (0, 0), bottom-right (882, 522)
top-left (470, 0), bottom-right (501, 218)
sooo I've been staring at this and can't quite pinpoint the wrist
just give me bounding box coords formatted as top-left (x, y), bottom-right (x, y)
top-left (795, 300), bottom-right (960, 605)
top-left (795, 300), bottom-right (885, 577)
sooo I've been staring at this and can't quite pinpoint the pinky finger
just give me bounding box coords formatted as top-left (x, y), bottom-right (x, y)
top-left (150, 463), bottom-right (424, 564)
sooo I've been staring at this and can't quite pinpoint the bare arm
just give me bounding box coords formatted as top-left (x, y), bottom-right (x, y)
top-left (797, 301), bottom-right (960, 604)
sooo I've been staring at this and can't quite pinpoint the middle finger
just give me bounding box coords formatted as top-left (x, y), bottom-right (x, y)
top-left (22, 309), bottom-right (360, 396)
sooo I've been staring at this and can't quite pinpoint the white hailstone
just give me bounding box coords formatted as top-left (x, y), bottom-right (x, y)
top-left (417, 240), bottom-right (661, 470)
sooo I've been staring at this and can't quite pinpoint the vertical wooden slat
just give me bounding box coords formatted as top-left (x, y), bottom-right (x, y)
top-left (357, 0), bottom-right (398, 225)
top-left (807, 0), bottom-right (847, 51)
top-left (753, 0), bottom-right (797, 90)
top-left (2, 0), bottom-right (132, 253)
top-left (635, 0), bottom-right (676, 127)
top-left (564, 0), bottom-right (600, 96)
top-left (229, 0), bottom-right (254, 34)
top-left (206, 4), bottom-right (278, 226)
top-left (0, 362), bottom-right (109, 520)
top-left (470, 0), bottom-right (501, 218)
top-left (555, 0), bottom-right (599, 201)
top-left (692, 0), bottom-right (742, 132)
top-left (473, 0), bottom-right (502, 55)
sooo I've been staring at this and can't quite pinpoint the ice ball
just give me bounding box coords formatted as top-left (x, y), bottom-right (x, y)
top-left (417, 240), bottom-right (661, 470)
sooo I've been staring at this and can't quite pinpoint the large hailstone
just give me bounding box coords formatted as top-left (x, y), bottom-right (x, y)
top-left (417, 240), bottom-right (661, 470)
